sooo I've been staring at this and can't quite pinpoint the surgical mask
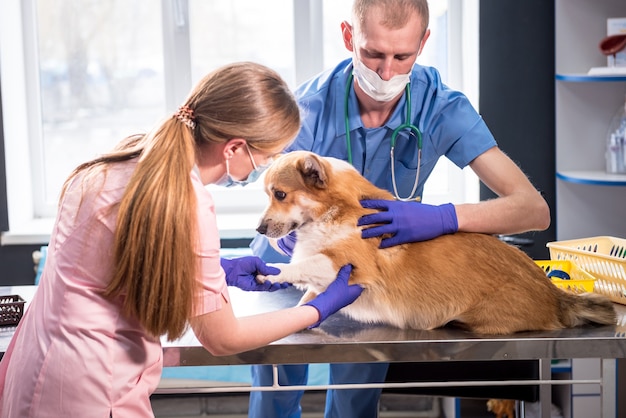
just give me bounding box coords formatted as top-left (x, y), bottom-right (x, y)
top-left (352, 57), bottom-right (411, 102)
top-left (215, 143), bottom-right (271, 188)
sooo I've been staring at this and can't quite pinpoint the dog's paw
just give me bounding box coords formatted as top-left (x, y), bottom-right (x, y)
top-left (256, 273), bottom-right (285, 284)
top-left (258, 262), bottom-right (291, 284)
top-left (255, 273), bottom-right (271, 283)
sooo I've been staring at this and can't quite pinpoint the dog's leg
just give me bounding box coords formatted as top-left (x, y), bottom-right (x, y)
top-left (298, 289), bottom-right (319, 305)
top-left (256, 253), bottom-right (338, 290)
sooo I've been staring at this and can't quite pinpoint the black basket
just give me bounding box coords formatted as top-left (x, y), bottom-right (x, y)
top-left (0, 295), bottom-right (25, 326)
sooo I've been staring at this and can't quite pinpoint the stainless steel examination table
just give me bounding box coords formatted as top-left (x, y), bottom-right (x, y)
top-left (3, 285), bottom-right (626, 417)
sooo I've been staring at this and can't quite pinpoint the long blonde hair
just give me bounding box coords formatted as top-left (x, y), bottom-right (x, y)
top-left (62, 62), bottom-right (300, 340)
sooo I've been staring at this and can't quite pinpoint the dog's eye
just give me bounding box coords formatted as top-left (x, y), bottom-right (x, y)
top-left (274, 190), bottom-right (286, 201)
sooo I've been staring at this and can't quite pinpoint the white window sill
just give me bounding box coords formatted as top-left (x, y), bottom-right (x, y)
top-left (1, 218), bottom-right (54, 245)
top-left (1, 214), bottom-right (260, 246)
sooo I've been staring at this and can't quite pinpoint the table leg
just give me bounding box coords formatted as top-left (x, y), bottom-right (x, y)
top-left (538, 358), bottom-right (552, 418)
top-left (602, 359), bottom-right (617, 418)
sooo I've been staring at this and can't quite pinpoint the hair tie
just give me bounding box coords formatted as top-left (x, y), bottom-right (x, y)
top-left (174, 105), bottom-right (196, 129)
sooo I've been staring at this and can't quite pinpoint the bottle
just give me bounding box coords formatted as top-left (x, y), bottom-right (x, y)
top-left (606, 95), bottom-right (626, 174)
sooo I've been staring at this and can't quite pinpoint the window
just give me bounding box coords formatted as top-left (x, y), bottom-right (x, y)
top-left (35, 1), bottom-right (167, 216)
top-left (0, 0), bottom-right (479, 245)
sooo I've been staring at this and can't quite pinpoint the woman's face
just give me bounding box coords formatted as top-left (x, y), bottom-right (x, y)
top-left (225, 143), bottom-right (276, 185)
top-left (196, 139), bottom-right (283, 186)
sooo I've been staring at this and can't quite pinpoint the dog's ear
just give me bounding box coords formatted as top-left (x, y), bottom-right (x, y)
top-left (298, 154), bottom-right (328, 189)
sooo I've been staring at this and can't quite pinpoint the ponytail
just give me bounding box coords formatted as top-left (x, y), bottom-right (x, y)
top-left (105, 120), bottom-right (198, 341)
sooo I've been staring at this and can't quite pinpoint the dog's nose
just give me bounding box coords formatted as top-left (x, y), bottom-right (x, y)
top-left (256, 223), bottom-right (268, 235)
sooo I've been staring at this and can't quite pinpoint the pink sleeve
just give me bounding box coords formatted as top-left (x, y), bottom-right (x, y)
top-left (191, 172), bottom-right (230, 317)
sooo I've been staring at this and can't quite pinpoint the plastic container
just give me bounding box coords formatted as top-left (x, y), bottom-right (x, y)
top-left (535, 260), bottom-right (596, 294)
top-left (0, 295), bottom-right (26, 326)
top-left (547, 236), bottom-right (626, 304)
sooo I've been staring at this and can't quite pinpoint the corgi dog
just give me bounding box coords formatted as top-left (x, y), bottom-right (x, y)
top-left (255, 151), bottom-right (617, 334)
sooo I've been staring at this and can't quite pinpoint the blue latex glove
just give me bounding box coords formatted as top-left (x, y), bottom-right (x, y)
top-left (276, 231), bottom-right (297, 257)
top-left (358, 200), bottom-right (458, 249)
top-left (220, 256), bottom-right (291, 292)
top-left (304, 264), bottom-right (363, 328)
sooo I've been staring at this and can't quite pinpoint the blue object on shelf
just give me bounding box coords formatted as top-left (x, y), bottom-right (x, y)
top-left (556, 171), bottom-right (626, 186)
top-left (34, 245), bottom-right (48, 285)
top-left (556, 73), bottom-right (626, 82)
top-left (546, 269), bottom-right (571, 280)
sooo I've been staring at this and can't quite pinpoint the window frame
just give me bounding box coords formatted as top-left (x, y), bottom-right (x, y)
top-left (0, 0), bottom-right (479, 245)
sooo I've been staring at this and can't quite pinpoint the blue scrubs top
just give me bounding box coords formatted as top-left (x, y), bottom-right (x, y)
top-left (251, 58), bottom-right (497, 260)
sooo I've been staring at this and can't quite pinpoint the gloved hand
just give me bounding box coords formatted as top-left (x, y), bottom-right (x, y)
top-left (220, 256), bottom-right (291, 292)
top-left (358, 200), bottom-right (458, 248)
top-left (276, 231), bottom-right (297, 257)
top-left (304, 264), bottom-right (363, 328)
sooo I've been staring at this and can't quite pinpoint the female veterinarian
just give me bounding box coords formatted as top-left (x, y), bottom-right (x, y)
top-left (248, 0), bottom-right (551, 417)
top-left (0, 62), bottom-right (362, 418)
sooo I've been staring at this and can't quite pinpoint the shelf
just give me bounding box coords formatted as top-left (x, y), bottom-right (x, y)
top-left (556, 73), bottom-right (626, 82)
top-left (556, 170), bottom-right (626, 186)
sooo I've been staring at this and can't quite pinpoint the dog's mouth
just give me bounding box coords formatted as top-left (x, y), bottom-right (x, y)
top-left (256, 220), bottom-right (301, 238)
top-left (288, 221), bottom-right (302, 233)
top-left (256, 219), bottom-right (310, 238)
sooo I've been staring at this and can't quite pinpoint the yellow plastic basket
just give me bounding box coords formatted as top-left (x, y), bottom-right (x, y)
top-left (547, 236), bottom-right (626, 304)
top-left (535, 260), bottom-right (596, 294)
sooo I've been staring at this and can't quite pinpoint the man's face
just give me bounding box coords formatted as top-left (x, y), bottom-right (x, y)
top-left (344, 7), bottom-right (430, 81)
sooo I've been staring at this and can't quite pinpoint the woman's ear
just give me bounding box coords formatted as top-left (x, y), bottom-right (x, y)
top-left (222, 138), bottom-right (247, 159)
top-left (341, 21), bottom-right (354, 52)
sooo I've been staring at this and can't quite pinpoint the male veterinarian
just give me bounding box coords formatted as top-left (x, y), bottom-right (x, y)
top-left (249, 0), bottom-right (550, 417)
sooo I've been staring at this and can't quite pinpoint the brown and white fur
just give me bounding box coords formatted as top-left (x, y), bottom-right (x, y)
top-left (255, 151), bottom-right (617, 334)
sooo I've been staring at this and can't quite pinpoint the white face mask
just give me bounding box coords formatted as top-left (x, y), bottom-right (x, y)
top-left (353, 57), bottom-right (411, 102)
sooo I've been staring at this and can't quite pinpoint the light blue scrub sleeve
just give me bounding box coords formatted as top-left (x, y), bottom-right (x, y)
top-left (249, 234), bottom-right (291, 263)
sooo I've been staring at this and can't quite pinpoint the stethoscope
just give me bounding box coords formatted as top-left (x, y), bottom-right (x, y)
top-left (344, 73), bottom-right (423, 202)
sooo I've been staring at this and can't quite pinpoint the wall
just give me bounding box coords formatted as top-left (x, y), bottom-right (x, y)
top-left (0, 73), bottom-right (41, 285)
top-left (0, 245), bottom-right (41, 285)
top-left (479, 0), bottom-right (557, 260)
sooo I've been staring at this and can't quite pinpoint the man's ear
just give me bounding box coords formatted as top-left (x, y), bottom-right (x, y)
top-left (298, 154), bottom-right (328, 189)
top-left (417, 28), bottom-right (431, 56)
top-left (341, 21), bottom-right (354, 52)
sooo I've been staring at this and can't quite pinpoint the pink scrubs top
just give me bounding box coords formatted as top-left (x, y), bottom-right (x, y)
top-left (0, 159), bottom-right (229, 417)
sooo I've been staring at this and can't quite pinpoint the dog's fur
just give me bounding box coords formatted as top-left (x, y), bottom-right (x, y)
top-left (256, 151), bottom-right (617, 334)
top-left (486, 399), bottom-right (516, 418)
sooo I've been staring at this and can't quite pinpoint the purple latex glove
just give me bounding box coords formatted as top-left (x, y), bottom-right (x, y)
top-left (276, 231), bottom-right (297, 257)
top-left (220, 256), bottom-right (291, 292)
top-left (304, 264), bottom-right (363, 328)
top-left (358, 200), bottom-right (458, 249)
